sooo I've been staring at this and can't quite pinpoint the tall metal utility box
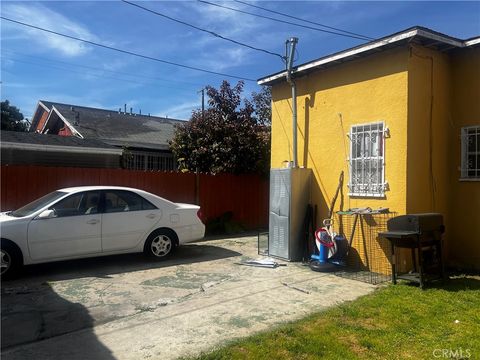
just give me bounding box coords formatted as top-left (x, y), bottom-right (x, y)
top-left (269, 167), bottom-right (311, 261)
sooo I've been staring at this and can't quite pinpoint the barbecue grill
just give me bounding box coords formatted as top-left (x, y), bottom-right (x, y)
top-left (379, 213), bottom-right (445, 288)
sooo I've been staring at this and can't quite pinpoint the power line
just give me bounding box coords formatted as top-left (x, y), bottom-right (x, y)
top-left (122, 0), bottom-right (285, 61)
top-left (0, 16), bottom-right (257, 82)
top-left (1, 55), bottom-right (196, 91)
top-left (197, 0), bottom-right (371, 42)
top-left (233, 0), bottom-right (374, 41)
top-left (2, 49), bottom-right (204, 87)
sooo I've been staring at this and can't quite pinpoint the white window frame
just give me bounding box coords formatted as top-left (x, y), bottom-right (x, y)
top-left (348, 121), bottom-right (388, 197)
top-left (460, 125), bottom-right (480, 181)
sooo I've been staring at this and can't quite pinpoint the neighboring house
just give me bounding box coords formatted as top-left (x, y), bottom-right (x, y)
top-left (1, 130), bottom-right (122, 168)
top-left (259, 26), bottom-right (480, 270)
top-left (29, 101), bottom-right (185, 171)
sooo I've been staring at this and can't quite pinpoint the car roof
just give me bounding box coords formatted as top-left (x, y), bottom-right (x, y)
top-left (58, 186), bottom-right (147, 193)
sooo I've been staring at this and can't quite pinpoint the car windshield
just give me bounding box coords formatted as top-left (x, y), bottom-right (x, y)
top-left (9, 191), bottom-right (68, 218)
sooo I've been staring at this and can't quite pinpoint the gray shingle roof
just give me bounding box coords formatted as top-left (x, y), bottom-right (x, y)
top-left (41, 101), bottom-right (186, 150)
top-left (1, 130), bottom-right (116, 149)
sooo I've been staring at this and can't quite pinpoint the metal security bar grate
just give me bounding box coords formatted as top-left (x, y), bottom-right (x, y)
top-left (461, 126), bottom-right (480, 179)
top-left (348, 122), bottom-right (388, 197)
top-left (124, 150), bottom-right (176, 171)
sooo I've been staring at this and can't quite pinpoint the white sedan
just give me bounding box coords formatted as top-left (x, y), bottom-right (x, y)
top-left (0, 186), bottom-right (205, 278)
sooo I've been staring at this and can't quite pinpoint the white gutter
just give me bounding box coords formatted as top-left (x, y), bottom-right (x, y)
top-left (1, 142), bottom-right (122, 155)
top-left (465, 37), bottom-right (480, 47)
top-left (415, 28), bottom-right (464, 48)
top-left (258, 28), bottom-right (469, 85)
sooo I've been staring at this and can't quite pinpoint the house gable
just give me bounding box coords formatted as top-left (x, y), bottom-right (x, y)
top-left (42, 106), bottom-right (84, 138)
top-left (30, 101), bottom-right (51, 133)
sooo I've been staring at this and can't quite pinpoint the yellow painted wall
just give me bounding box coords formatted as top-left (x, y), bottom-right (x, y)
top-left (406, 45), bottom-right (452, 265)
top-left (448, 46), bottom-right (480, 270)
top-left (271, 48), bottom-right (409, 221)
top-left (270, 44), bottom-right (479, 270)
top-left (271, 48), bottom-right (410, 271)
top-left (407, 45), bottom-right (480, 270)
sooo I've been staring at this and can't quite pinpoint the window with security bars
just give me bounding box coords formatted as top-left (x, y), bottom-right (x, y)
top-left (348, 122), bottom-right (387, 197)
top-left (461, 126), bottom-right (480, 180)
top-left (124, 150), bottom-right (176, 171)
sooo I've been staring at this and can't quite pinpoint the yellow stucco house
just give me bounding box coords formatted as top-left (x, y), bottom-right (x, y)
top-left (259, 27), bottom-right (479, 271)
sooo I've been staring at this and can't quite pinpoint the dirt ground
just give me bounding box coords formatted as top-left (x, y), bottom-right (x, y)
top-left (1, 235), bottom-right (376, 359)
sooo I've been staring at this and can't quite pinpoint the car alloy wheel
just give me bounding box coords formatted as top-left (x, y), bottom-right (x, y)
top-left (1, 249), bottom-right (11, 275)
top-left (150, 234), bottom-right (172, 257)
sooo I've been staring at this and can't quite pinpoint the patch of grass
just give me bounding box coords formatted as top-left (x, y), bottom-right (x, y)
top-left (189, 276), bottom-right (480, 360)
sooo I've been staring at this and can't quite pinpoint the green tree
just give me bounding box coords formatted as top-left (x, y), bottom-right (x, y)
top-left (170, 81), bottom-right (271, 175)
top-left (248, 86), bottom-right (272, 126)
top-left (1, 100), bottom-right (28, 132)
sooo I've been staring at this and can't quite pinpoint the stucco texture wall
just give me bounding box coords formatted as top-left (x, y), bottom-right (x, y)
top-left (407, 45), bottom-right (452, 265)
top-left (271, 48), bottom-right (409, 221)
top-left (407, 45), bottom-right (480, 270)
top-left (448, 46), bottom-right (480, 270)
top-left (270, 44), bottom-right (479, 271)
top-left (271, 48), bottom-right (409, 272)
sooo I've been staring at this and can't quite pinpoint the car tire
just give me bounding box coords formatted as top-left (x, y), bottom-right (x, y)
top-left (1, 240), bottom-right (22, 280)
top-left (144, 229), bottom-right (177, 259)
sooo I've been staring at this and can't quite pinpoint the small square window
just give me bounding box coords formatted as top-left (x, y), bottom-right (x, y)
top-left (348, 122), bottom-right (387, 197)
top-left (461, 126), bottom-right (480, 180)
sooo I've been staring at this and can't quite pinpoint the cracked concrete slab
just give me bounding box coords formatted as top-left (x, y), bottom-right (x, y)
top-left (1, 236), bottom-right (376, 359)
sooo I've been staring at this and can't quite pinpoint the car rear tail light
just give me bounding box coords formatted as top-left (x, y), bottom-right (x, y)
top-left (197, 209), bottom-right (205, 223)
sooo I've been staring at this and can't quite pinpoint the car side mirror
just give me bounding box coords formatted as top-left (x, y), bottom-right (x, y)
top-left (36, 209), bottom-right (56, 219)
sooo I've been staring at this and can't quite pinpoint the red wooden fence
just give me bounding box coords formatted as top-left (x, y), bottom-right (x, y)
top-left (1, 165), bottom-right (269, 229)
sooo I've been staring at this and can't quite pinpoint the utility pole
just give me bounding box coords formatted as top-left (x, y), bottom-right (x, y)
top-left (195, 88), bottom-right (205, 205)
top-left (286, 37), bottom-right (298, 168)
top-left (198, 88), bottom-right (205, 121)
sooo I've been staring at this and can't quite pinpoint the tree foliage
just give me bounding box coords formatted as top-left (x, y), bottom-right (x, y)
top-left (1, 100), bottom-right (28, 132)
top-left (169, 81), bottom-right (271, 175)
top-left (248, 86), bottom-right (271, 126)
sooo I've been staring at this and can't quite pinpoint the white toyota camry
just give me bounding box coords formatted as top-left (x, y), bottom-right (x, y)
top-left (0, 186), bottom-right (205, 278)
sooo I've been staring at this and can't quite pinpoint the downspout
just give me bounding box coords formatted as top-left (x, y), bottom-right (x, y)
top-left (286, 37), bottom-right (298, 168)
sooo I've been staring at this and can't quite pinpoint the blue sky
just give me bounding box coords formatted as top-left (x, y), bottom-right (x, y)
top-left (1, 1), bottom-right (479, 121)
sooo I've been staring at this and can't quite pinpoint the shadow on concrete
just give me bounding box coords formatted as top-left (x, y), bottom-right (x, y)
top-left (3, 244), bottom-right (241, 284)
top-left (1, 282), bottom-right (115, 359)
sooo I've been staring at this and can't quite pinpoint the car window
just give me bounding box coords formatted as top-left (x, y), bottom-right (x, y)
top-left (104, 190), bottom-right (157, 213)
top-left (50, 191), bottom-right (100, 217)
top-left (10, 191), bottom-right (67, 217)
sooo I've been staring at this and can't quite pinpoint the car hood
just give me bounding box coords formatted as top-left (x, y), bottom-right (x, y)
top-left (0, 211), bottom-right (16, 222)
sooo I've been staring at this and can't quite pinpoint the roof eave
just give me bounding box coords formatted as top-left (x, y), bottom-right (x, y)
top-left (465, 37), bottom-right (480, 47)
top-left (0, 142), bottom-right (123, 155)
top-left (258, 27), bottom-right (468, 86)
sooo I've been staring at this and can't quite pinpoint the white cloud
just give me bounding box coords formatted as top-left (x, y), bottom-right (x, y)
top-left (2, 3), bottom-right (97, 57)
top-left (156, 100), bottom-right (199, 120)
top-left (195, 46), bottom-right (250, 72)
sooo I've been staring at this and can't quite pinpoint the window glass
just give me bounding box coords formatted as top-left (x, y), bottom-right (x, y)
top-left (10, 191), bottom-right (67, 218)
top-left (349, 122), bottom-right (386, 197)
top-left (461, 126), bottom-right (480, 179)
top-left (104, 191), bottom-right (157, 213)
top-left (50, 191), bottom-right (100, 217)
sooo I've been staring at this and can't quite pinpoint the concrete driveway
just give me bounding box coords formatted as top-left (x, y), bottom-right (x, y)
top-left (1, 235), bottom-right (376, 360)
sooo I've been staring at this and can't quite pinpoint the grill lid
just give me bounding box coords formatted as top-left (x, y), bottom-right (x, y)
top-left (386, 213), bottom-right (444, 233)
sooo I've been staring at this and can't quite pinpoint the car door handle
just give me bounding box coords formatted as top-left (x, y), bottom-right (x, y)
top-left (146, 214), bottom-right (156, 219)
top-left (87, 219), bottom-right (100, 225)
